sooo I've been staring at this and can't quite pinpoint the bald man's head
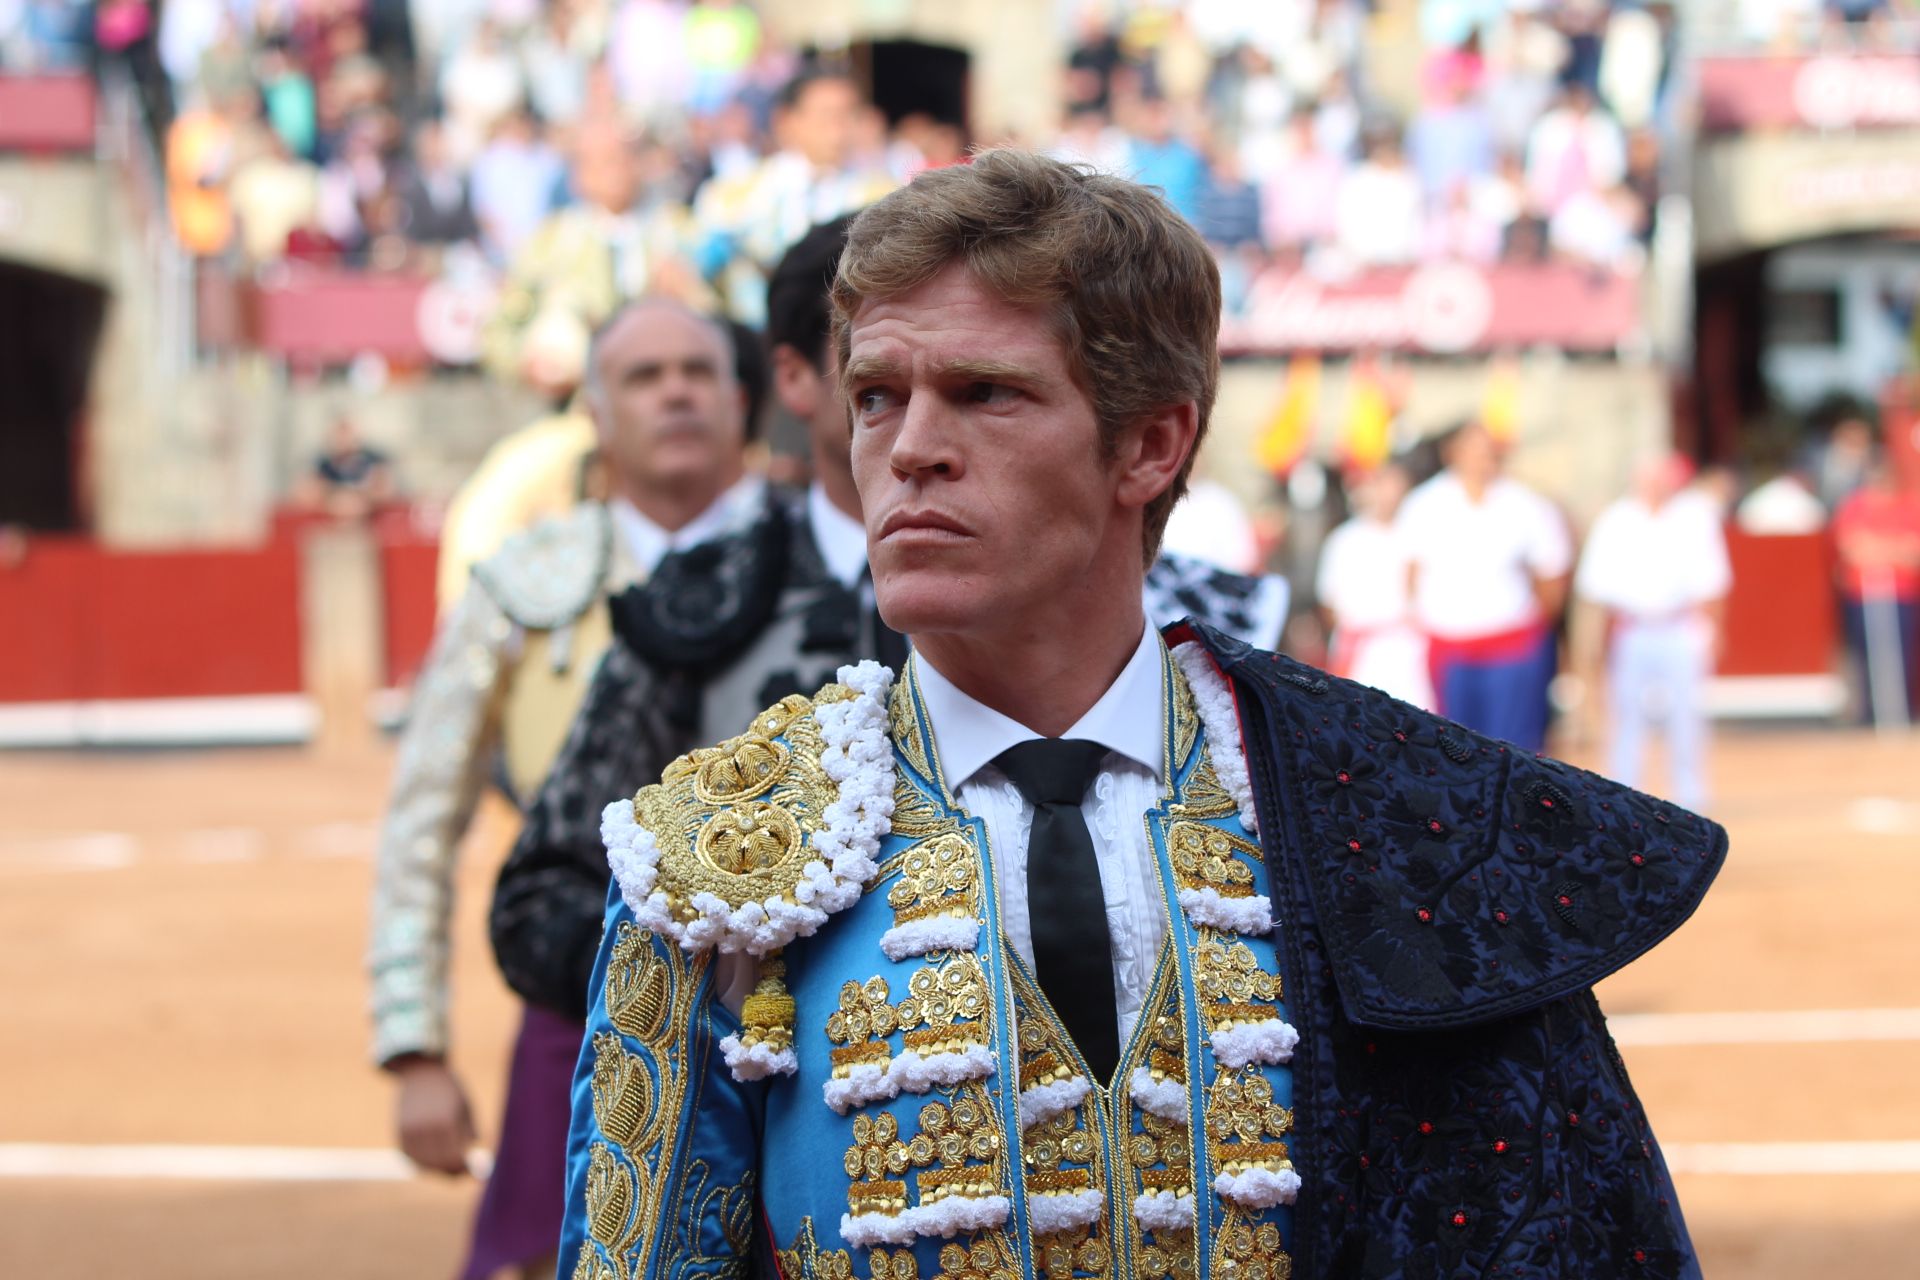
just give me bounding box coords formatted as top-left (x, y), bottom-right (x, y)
top-left (583, 297), bottom-right (747, 513)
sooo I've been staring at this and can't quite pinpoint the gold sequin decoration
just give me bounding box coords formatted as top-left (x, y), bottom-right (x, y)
top-left (915, 1093), bottom-right (1003, 1196)
top-left (1134, 1229), bottom-right (1197, 1280)
top-left (1124, 974), bottom-right (1197, 1280)
top-left (932, 1235), bottom-right (1022, 1280)
top-left (886, 833), bottom-right (980, 928)
top-left (1166, 820), bottom-right (1261, 899)
top-left (1194, 938), bottom-right (1282, 1009)
top-left (845, 1112), bottom-right (912, 1213)
top-left (1205, 1071), bottom-right (1295, 1177)
top-left (1209, 1208), bottom-right (1293, 1279)
top-left (1007, 964), bottom-right (1111, 1278)
top-left (827, 976), bottom-right (901, 1046)
top-left (894, 955), bottom-right (990, 1047)
top-left (842, 1087), bottom-right (1008, 1222)
top-left (776, 1218), bottom-right (855, 1280)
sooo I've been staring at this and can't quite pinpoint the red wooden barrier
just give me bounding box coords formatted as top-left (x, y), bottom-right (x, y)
top-left (1718, 529), bottom-right (1836, 677)
top-left (0, 538), bottom-right (303, 702)
top-left (380, 538), bottom-right (440, 688)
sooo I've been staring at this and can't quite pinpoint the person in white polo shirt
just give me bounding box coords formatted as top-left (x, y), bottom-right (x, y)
top-left (1394, 421), bottom-right (1572, 750)
top-left (1577, 453), bottom-right (1732, 810)
top-left (1316, 459), bottom-right (1434, 709)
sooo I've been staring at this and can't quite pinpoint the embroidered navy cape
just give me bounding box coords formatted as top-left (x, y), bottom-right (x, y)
top-left (1187, 619), bottom-right (1720, 1278)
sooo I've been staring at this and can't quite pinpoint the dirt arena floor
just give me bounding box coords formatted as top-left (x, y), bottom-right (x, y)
top-left (2, 725), bottom-right (1916, 1277)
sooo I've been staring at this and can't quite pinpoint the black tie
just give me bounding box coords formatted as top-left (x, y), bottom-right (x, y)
top-left (993, 738), bottom-right (1120, 1081)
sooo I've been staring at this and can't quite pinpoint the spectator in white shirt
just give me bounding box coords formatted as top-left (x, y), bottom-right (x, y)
top-left (1576, 453), bottom-right (1732, 810)
top-left (1549, 183), bottom-right (1645, 271)
top-left (1394, 421), bottom-right (1573, 750)
top-left (1335, 127), bottom-right (1425, 267)
top-left (1317, 460), bottom-right (1434, 708)
top-left (438, 16), bottom-right (525, 162)
top-left (1525, 83), bottom-right (1625, 217)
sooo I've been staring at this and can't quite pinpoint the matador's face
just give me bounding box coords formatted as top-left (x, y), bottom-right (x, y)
top-left (844, 262), bottom-right (1121, 647)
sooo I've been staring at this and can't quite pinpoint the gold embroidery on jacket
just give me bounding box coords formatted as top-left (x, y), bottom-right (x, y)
top-left (776, 1218), bottom-right (854, 1279)
top-left (1210, 1208), bottom-right (1293, 1279)
top-left (843, 1088), bottom-right (1008, 1220)
top-left (895, 955), bottom-right (989, 1050)
top-left (1010, 964), bottom-right (1112, 1279)
top-left (1167, 755), bottom-right (1237, 821)
top-left (930, 1235), bottom-right (1022, 1279)
top-left (886, 833), bottom-right (981, 929)
top-left (1121, 960), bottom-right (1197, 1280)
top-left (577, 924), bottom-right (703, 1280)
top-left (1172, 675), bottom-right (1200, 779)
top-left (889, 673), bottom-right (936, 785)
top-left (634, 689), bottom-right (843, 920)
top-left (1166, 821), bottom-right (1262, 900)
top-left (1205, 1071), bottom-right (1295, 1178)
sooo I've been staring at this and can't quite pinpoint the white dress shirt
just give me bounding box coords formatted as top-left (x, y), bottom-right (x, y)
top-left (914, 624), bottom-right (1169, 1045)
top-left (608, 474), bottom-right (767, 579)
top-left (1317, 514), bottom-right (1434, 709)
top-left (1395, 472), bottom-right (1573, 640)
top-left (808, 483), bottom-right (869, 589)
top-left (1576, 494), bottom-right (1731, 622)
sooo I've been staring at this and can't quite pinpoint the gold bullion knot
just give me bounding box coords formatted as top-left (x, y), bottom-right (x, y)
top-left (1168, 820), bottom-right (1261, 898)
top-left (698, 800), bottom-right (802, 875)
top-left (691, 734), bottom-right (791, 804)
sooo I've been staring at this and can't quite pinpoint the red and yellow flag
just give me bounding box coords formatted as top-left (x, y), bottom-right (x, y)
top-left (1256, 355), bottom-right (1321, 477)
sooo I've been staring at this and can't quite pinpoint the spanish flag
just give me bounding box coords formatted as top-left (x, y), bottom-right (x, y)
top-left (1338, 366), bottom-right (1395, 473)
top-left (1256, 355), bottom-right (1321, 477)
top-left (1481, 355), bottom-right (1523, 446)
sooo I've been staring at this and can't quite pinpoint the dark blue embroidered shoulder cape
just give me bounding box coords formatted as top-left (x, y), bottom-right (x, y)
top-left (1179, 619), bottom-right (1721, 1280)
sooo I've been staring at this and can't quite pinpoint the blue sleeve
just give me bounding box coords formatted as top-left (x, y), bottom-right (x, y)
top-left (558, 883), bottom-right (768, 1280)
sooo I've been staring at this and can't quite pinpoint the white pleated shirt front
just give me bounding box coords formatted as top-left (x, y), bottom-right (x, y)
top-left (913, 624), bottom-right (1170, 1047)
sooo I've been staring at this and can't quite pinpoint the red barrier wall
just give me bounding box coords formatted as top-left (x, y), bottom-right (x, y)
top-left (0, 539), bottom-right (304, 702)
top-left (380, 539), bottom-right (440, 688)
top-left (1718, 530), bottom-right (1837, 677)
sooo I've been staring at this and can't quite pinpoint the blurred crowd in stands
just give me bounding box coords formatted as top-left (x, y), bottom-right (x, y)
top-left (1, 2), bottom-right (1700, 375)
top-left (1730, 0), bottom-right (1920, 48)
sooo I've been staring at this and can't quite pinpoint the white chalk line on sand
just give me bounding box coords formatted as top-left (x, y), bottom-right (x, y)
top-left (1609, 1007), bottom-right (1920, 1046)
top-left (0, 1141), bottom-right (1914, 1181)
top-left (0, 823), bottom-right (377, 874)
top-left (0, 1144), bottom-right (494, 1182)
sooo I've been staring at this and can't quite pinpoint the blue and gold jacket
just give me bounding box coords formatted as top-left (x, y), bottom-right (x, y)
top-left (559, 622), bottom-right (1723, 1280)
